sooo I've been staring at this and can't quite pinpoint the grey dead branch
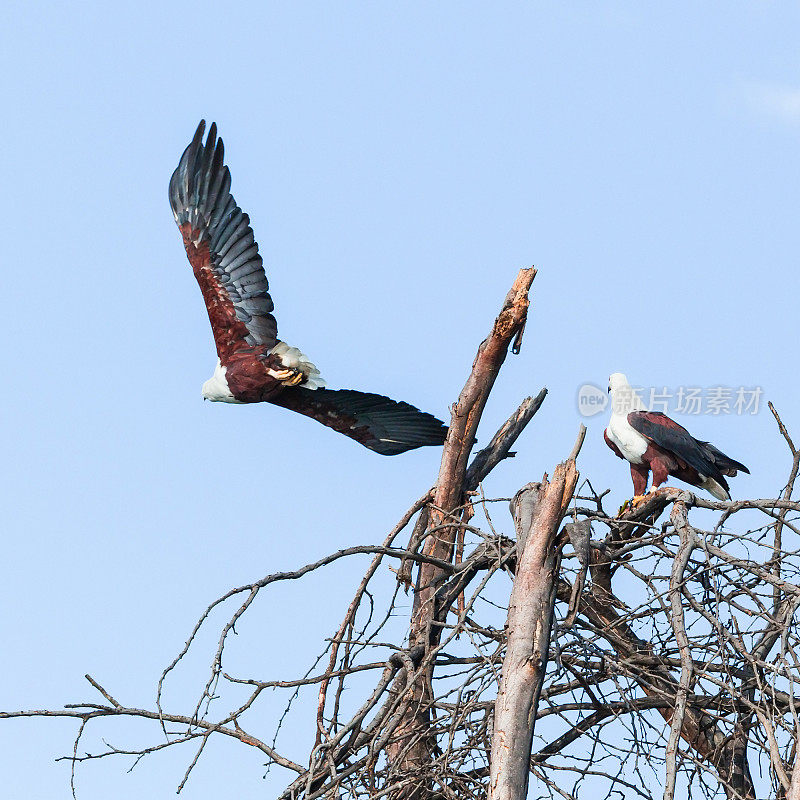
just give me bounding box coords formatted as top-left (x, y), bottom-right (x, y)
top-left (2, 268), bottom-right (800, 800)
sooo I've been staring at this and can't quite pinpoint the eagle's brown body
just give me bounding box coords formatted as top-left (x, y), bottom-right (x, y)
top-left (604, 373), bottom-right (748, 500)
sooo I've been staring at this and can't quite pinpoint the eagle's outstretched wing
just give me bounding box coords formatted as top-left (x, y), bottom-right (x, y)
top-left (271, 388), bottom-right (448, 455)
top-left (171, 121), bottom-right (448, 455)
top-left (169, 120), bottom-right (278, 361)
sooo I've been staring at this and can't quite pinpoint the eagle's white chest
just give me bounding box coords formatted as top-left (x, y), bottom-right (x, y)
top-left (606, 413), bottom-right (648, 464)
top-left (202, 360), bottom-right (243, 403)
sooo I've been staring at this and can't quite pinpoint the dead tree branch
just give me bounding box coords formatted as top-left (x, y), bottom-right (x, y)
top-left (489, 446), bottom-right (581, 800)
top-left (3, 271), bottom-right (800, 800)
top-left (388, 267), bottom-right (536, 792)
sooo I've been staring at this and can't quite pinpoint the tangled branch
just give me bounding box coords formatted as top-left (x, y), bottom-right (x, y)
top-left (2, 271), bottom-right (798, 800)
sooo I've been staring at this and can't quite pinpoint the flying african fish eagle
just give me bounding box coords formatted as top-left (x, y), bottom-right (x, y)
top-left (169, 120), bottom-right (448, 455)
top-left (604, 373), bottom-right (749, 501)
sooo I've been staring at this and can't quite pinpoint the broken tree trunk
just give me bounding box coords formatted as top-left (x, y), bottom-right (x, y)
top-left (387, 267), bottom-right (536, 797)
top-left (489, 450), bottom-right (580, 800)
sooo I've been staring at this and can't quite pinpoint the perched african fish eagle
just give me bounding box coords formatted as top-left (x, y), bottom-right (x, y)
top-left (169, 121), bottom-right (448, 455)
top-left (604, 373), bottom-right (749, 501)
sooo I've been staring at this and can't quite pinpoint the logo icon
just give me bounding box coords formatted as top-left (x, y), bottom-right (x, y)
top-left (577, 383), bottom-right (608, 417)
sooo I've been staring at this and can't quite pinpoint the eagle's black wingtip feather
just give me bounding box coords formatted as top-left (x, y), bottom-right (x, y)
top-left (283, 387), bottom-right (448, 456)
top-left (169, 120), bottom-right (278, 351)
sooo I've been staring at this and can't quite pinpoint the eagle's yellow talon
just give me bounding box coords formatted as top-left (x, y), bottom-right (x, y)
top-left (617, 494), bottom-right (649, 516)
top-left (285, 372), bottom-right (305, 387)
top-left (268, 367), bottom-right (306, 386)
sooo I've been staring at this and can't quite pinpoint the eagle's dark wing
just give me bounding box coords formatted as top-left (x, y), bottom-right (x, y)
top-left (699, 442), bottom-right (750, 477)
top-left (271, 388), bottom-right (448, 455)
top-left (628, 411), bottom-right (748, 487)
top-left (169, 120), bottom-right (277, 362)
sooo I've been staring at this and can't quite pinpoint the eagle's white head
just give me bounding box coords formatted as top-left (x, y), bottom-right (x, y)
top-left (202, 360), bottom-right (242, 403)
top-left (608, 372), bottom-right (646, 415)
top-left (608, 372), bottom-right (630, 394)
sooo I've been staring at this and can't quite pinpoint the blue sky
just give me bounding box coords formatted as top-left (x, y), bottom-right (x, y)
top-left (1, 2), bottom-right (798, 798)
